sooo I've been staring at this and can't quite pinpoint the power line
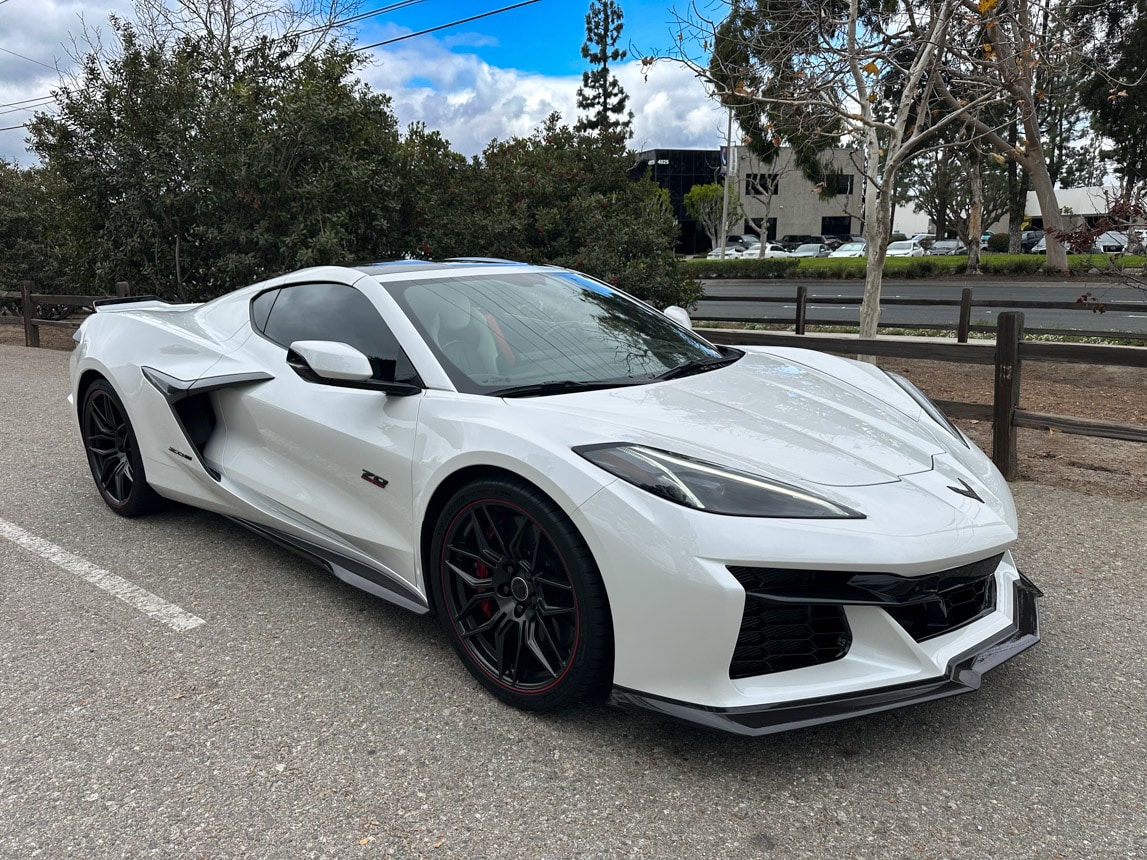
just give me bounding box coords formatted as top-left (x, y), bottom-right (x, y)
top-left (356, 0), bottom-right (542, 50)
top-left (0, 45), bottom-right (58, 72)
top-left (296, 0), bottom-right (430, 38)
top-left (0, 94), bottom-right (54, 107)
top-left (0, 99), bottom-right (54, 116)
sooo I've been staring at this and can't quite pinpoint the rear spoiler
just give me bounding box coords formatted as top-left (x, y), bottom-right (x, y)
top-left (92, 294), bottom-right (170, 312)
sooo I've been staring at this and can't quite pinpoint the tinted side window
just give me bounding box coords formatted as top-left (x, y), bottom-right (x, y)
top-left (262, 282), bottom-right (418, 383)
top-left (251, 289), bottom-right (278, 333)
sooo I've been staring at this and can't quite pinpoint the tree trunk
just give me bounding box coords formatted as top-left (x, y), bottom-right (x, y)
top-left (1018, 106), bottom-right (1069, 272)
top-left (966, 155), bottom-right (983, 274)
top-left (859, 128), bottom-right (888, 344)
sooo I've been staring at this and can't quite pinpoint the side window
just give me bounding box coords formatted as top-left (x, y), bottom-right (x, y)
top-left (260, 282), bottom-right (418, 383)
top-left (251, 289), bottom-right (278, 334)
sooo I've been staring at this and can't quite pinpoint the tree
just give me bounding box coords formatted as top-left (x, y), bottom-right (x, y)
top-left (0, 161), bottom-right (76, 295)
top-left (682, 182), bottom-right (744, 251)
top-left (574, 0), bottom-right (633, 140)
top-left (443, 116), bottom-right (699, 308)
top-left (127, 0), bottom-right (358, 60)
top-left (899, 140), bottom-right (1011, 258)
top-left (694, 0), bottom-right (999, 338)
top-left (1080, 10), bottom-right (1147, 189)
top-left (29, 21), bottom-right (406, 300)
top-left (665, 0), bottom-right (1123, 336)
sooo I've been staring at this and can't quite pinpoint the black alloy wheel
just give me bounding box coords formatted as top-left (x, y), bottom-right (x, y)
top-left (432, 477), bottom-right (612, 712)
top-left (81, 380), bottom-right (164, 517)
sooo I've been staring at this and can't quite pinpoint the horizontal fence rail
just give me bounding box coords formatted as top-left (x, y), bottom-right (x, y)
top-left (695, 285), bottom-right (1147, 342)
top-left (0, 282), bottom-right (128, 347)
top-left (700, 311), bottom-right (1147, 479)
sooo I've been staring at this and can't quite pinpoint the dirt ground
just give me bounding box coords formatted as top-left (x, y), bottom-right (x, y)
top-left (5, 320), bottom-right (1145, 500)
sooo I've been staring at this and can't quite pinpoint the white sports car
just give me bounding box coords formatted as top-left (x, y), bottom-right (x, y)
top-left (69, 260), bottom-right (1040, 735)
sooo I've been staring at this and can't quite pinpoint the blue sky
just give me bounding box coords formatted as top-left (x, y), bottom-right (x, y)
top-left (0, 0), bottom-right (726, 163)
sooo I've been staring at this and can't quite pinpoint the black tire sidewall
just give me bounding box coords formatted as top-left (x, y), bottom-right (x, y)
top-left (430, 476), bottom-right (612, 712)
top-left (81, 380), bottom-right (163, 517)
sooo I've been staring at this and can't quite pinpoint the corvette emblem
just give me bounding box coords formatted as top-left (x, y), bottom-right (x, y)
top-left (947, 479), bottom-right (983, 503)
top-left (361, 469), bottom-right (389, 489)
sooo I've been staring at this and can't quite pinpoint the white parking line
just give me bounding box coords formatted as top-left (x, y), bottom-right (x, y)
top-left (0, 517), bottom-right (206, 632)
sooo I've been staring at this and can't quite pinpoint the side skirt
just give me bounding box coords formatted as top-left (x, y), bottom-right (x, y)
top-left (228, 516), bottom-right (429, 615)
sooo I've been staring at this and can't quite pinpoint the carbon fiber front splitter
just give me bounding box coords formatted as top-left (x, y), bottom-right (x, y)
top-left (608, 573), bottom-right (1042, 737)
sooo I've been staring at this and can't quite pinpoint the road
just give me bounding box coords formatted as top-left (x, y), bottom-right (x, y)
top-left (696, 278), bottom-right (1147, 335)
top-left (1, 344), bottom-right (1145, 858)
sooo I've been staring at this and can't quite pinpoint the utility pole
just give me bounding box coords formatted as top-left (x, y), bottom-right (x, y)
top-left (718, 106), bottom-right (733, 259)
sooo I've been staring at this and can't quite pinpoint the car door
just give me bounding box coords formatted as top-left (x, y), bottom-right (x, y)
top-left (218, 281), bottom-right (425, 591)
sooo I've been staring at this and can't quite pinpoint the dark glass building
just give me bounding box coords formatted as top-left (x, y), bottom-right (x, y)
top-left (631, 149), bottom-right (723, 256)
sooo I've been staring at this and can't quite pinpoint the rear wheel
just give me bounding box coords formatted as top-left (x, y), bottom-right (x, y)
top-left (431, 477), bottom-right (612, 712)
top-left (80, 380), bottom-right (164, 517)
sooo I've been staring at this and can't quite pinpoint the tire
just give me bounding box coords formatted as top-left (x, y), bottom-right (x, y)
top-left (80, 379), bottom-right (165, 517)
top-left (431, 476), bottom-right (612, 712)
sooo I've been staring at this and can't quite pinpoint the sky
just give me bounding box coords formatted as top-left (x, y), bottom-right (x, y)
top-left (0, 0), bottom-right (729, 165)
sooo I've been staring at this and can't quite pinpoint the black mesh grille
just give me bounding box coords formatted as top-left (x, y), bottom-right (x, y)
top-left (727, 554), bottom-right (1003, 678)
top-left (730, 600), bottom-right (851, 679)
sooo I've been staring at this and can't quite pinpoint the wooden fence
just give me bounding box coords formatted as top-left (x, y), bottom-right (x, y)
top-left (0, 281), bottom-right (130, 347)
top-left (701, 311), bottom-right (1147, 480)
top-left (698, 285), bottom-right (1147, 342)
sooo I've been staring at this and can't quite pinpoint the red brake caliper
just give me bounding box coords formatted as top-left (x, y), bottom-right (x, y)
top-left (475, 561), bottom-right (495, 618)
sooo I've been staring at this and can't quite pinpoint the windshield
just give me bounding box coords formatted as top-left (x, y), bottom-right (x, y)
top-left (839, 242), bottom-right (864, 252)
top-left (384, 270), bottom-right (726, 395)
top-left (888, 242), bottom-right (911, 250)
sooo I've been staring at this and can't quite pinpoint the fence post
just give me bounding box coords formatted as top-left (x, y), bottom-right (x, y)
top-left (957, 288), bottom-right (973, 343)
top-left (115, 281), bottom-right (129, 298)
top-left (992, 311), bottom-right (1024, 480)
top-left (20, 280), bottom-right (39, 348)
top-left (795, 285), bottom-right (807, 335)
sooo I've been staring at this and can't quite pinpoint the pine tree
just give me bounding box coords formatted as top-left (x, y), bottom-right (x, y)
top-left (574, 0), bottom-right (633, 140)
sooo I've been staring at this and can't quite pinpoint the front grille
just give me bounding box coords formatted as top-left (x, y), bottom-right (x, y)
top-left (726, 554), bottom-right (1003, 678)
top-left (730, 600), bottom-right (851, 680)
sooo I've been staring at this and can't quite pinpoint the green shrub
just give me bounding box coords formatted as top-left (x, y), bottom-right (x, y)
top-left (795, 258), bottom-right (866, 278)
top-left (987, 233), bottom-right (1010, 252)
top-left (683, 257), bottom-right (800, 279)
top-left (979, 255), bottom-right (1047, 275)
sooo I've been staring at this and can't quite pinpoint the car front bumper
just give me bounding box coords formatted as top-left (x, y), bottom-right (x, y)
top-left (608, 572), bottom-right (1041, 735)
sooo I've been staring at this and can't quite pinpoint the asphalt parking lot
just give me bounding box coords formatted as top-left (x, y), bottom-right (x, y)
top-left (1, 343), bottom-right (1144, 859)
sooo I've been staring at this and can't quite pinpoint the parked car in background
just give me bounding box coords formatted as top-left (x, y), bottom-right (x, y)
top-left (1093, 231), bottom-right (1128, 253)
top-left (829, 241), bottom-right (867, 258)
top-left (706, 236), bottom-right (753, 259)
top-left (927, 239), bottom-right (968, 256)
top-left (885, 240), bottom-right (925, 257)
top-left (908, 233), bottom-right (936, 250)
top-left (980, 232), bottom-right (993, 249)
top-left (779, 234), bottom-right (831, 251)
top-left (742, 242), bottom-right (792, 259)
top-left (824, 234), bottom-right (856, 249)
top-left (1032, 231), bottom-right (1128, 255)
top-left (1020, 230), bottom-right (1044, 253)
top-left (790, 243), bottom-right (832, 258)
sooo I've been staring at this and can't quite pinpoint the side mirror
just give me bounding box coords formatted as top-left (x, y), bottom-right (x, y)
top-left (662, 305), bottom-right (693, 330)
top-left (288, 340), bottom-right (374, 381)
top-left (286, 340), bottom-right (422, 396)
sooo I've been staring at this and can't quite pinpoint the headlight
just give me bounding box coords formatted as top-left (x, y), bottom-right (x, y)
top-left (883, 370), bottom-right (969, 447)
top-left (574, 444), bottom-right (864, 519)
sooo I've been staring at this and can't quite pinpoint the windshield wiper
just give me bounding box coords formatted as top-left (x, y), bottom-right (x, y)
top-left (489, 379), bottom-right (643, 398)
top-left (656, 348), bottom-right (743, 381)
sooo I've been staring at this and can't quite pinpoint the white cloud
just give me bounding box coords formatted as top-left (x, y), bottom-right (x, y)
top-left (1, 3), bottom-right (726, 164)
top-left (366, 46), bottom-right (726, 157)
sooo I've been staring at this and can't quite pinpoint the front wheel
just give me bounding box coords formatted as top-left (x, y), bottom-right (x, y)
top-left (431, 477), bottom-right (612, 712)
top-left (80, 379), bottom-right (164, 517)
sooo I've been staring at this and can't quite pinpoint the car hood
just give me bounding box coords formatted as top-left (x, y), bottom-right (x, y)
top-left (512, 352), bottom-right (948, 488)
